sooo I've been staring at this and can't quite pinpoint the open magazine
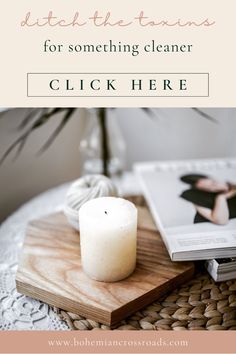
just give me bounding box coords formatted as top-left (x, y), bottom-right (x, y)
top-left (135, 158), bottom-right (236, 261)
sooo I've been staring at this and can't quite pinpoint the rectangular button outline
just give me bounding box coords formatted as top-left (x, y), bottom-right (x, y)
top-left (27, 72), bottom-right (210, 98)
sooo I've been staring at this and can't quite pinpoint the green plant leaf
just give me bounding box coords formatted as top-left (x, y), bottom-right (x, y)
top-left (37, 108), bottom-right (76, 154)
top-left (192, 108), bottom-right (218, 123)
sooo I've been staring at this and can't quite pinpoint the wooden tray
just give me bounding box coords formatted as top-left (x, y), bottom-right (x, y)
top-left (16, 205), bottom-right (194, 326)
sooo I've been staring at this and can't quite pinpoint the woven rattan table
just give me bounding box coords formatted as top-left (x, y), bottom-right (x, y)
top-left (1, 177), bottom-right (236, 330)
top-left (57, 272), bottom-right (236, 330)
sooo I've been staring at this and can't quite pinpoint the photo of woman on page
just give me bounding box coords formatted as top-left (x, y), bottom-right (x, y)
top-left (180, 174), bottom-right (236, 225)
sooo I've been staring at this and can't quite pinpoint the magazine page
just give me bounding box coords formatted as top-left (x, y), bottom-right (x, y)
top-left (136, 159), bottom-right (236, 259)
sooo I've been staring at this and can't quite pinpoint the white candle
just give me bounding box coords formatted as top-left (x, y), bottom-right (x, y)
top-left (79, 197), bottom-right (137, 282)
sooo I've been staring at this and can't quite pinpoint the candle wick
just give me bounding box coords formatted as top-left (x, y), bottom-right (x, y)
top-left (105, 211), bottom-right (108, 215)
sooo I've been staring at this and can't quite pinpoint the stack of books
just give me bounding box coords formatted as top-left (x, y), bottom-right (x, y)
top-left (135, 158), bottom-right (236, 281)
top-left (205, 258), bottom-right (236, 282)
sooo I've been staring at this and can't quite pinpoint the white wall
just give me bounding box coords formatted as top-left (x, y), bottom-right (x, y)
top-left (0, 109), bottom-right (85, 222)
top-left (116, 108), bottom-right (236, 168)
top-left (1, 108), bottom-right (235, 221)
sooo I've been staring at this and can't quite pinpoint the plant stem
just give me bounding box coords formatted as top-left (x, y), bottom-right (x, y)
top-left (98, 108), bottom-right (110, 177)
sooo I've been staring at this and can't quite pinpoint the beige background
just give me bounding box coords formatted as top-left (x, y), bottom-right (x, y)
top-left (0, 0), bottom-right (236, 106)
top-left (1, 108), bottom-right (235, 222)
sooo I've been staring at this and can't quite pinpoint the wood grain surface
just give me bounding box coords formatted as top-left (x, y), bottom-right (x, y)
top-left (16, 205), bottom-right (194, 326)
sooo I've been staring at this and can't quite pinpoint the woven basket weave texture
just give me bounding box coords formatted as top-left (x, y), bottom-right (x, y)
top-left (57, 272), bottom-right (236, 330)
